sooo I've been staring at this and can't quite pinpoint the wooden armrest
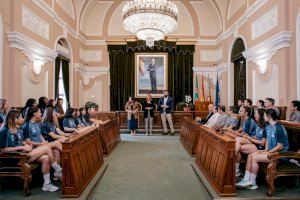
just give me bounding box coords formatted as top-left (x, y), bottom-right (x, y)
top-left (268, 151), bottom-right (300, 161)
top-left (0, 151), bottom-right (31, 160)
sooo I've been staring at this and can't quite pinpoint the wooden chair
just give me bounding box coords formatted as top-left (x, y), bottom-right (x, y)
top-left (265, 120), bottom-right (300, 196)
top-left (276, 106), bottom-right (287, 120)
top-left (0, 152), bottom-right (38, 196)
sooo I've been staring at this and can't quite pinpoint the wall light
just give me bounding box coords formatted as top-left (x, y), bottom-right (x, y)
top-left (255, 58), bottom-right (267, 75)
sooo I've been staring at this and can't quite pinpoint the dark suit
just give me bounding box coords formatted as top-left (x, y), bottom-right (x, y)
top-left (199, 112), bottom-right (213, 124)
top-left (147, 63), bottom-right (157, 93)
top-left (158, 96), bottom-right (174, 114)
top-left (158, 96), bottom-right (174, 134)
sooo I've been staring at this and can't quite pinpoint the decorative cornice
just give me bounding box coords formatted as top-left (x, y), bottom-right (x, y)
top-left (193, 63), bottom-right (228, 75)
top-left (7, 32), bottom-right (57, 62)
top-left (243, 31), bottom-right (293, 61)
top-left (74, 63), bottom-right (109, 85)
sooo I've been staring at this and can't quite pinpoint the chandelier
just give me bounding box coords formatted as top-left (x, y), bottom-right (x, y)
top-left (122, 0), bottom-right (178, 47)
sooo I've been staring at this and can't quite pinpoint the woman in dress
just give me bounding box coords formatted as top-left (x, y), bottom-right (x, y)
top-left (143, 93), bottom-right (155, 135)
top-left (125, 97), bottom-right (139, 135)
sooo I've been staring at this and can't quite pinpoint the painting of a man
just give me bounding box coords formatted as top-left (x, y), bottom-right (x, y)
top-left (148, 58), bottom-right (157, 93)
top-left (135, 53), bottom-right (167, 98)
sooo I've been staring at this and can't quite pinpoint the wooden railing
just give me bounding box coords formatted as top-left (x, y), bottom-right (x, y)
top-left (61, 126), bottom-right (104, 198)
top-left (117, 111), bottom-right (196, 130)
top-left (195, 126), bottom-right (236, 197)
top-left (179, 117), bottom-right (201, 156)
top-left (98, 118), bottom-right (121, 156)
top-left (93, 112), bottom-right (118, 121)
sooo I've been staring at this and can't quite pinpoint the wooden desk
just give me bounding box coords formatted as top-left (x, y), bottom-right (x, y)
top-left (61, 126), bottom-right (104, 198)
top-left (180, 117), bottom-right (201, 156)
top-left (118, 111), bottom-right (195, 130)
top-left (93, 112), bottom-right (118, 121)
top-left (98, 118), bottom-right (121, 156)
top-left (195, 126), bottom-right (236, 197)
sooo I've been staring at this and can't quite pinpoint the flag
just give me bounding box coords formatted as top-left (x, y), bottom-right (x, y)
top-left (195, 75), bottom-right (199, 101)
top-left (215, 72), bottom-right (220, 106)
top-left (208, 73), bottom-right (211, 102)
top-left (201, 75), bottom-right (206, 102)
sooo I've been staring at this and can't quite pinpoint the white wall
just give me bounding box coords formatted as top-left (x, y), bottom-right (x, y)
top-left (21, 65), bottom-right (48, 105)
top-left (83, 80), bottom-right (102, 110)
top-left (252, 64), bottom-right (279, 104)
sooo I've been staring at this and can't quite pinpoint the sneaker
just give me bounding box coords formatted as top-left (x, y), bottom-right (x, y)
top-left (236, 171), bottom-right (241, 177)
top-left (42, 183), bottom-right (59, 192)
top-left (53, 171), bottom-right (62, 181)
top-left (247, 183), bottom-right (258, 190)
top-left (236, 179), bottom-right (253, 188)
top-left (170, 132), bottom-right (175, 136)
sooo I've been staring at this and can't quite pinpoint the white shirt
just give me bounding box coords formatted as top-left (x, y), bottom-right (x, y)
top-left (163, 97), bottom-right (168, 112)
top-left (204, 113), bottom-right (221, 128)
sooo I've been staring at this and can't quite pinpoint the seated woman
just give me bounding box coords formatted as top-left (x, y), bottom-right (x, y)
top-left (221, 106), bottom-right (239, 132)
top-left (23, 107), bottom-right (63, 166)
top-left (225, 106), bottom-right (256, 139)
top-left (74, 108), bottom-right (85, 128)
top-left (77, 108), bottom-right (90, 127)
top-left (85, 107), bottom-right (109, 126)
top-left (63, 108), bottom-right (81, 133)
top-left (0, 109), bottom-right (60, 191)
top-left (236, 109), bottom-right (289, 190)
top-left (42, 108), bottom-right (70, 142)
top-left (21, 98), bottom-right (37, 119)
top-left (0, 99), bottom-right (9, 127)
top-left (235, 108), bottom-right (267, 176)
top-left (289, 100), bottom-right (300, 123)
top-left (54, 98), bottom-right (64, 115)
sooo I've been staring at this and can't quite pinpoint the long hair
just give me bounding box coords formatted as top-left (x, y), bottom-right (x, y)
top-left (3, 109), bottom-right (21, 130)
top-left (26, 107), bottom-right (39, 122)
top-left (0, 99), bottom-right (7, 113)
top-left (255, 108), bottom-right (266, 128)
top-left (79, 108), bottom-right (85, 117)
top-left (55, 98), bottom-right (64, 114)
top-left (43, 107), bottom-right (54, 123)
top-left (73, 108), bottom-right (79, 118)
top-left (46, 99), bottom-right (55, 108)
top-left (65, 108), bottom-right (74, 118)
top-left (21, 98), bottom-right (36, 114)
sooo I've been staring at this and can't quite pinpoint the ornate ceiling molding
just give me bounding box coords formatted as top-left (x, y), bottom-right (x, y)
top-left (74, 63), bottom-right (109, 85)
top-left (7, 32), bottom-right (57, 62)
top-left (243, 31), bottom-right (293, 62)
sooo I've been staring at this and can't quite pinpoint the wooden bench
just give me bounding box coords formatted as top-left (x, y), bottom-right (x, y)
top-left (98, 118), bottom-right (121, 156)
top-left (265, 120), bottom-right (300, 196)
top-left (179, 117), bottom-right (201, 156)
top-left (0, 152), bottom-right (37, 196)
top-left (61, 126), bottom-right (104, 197)
top-left (195, 126), bottom-right (236, 196)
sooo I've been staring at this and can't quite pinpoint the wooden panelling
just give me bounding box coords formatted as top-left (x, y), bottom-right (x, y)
top-left (98, 118), bottom-right (121, 156)
top-left (195, 126), bottom-right (236, 197)
top-left (179, 117), bottom-right (201, 156)
top-left (61, 126), bottom-right (104, 198)
top-left (118, 111), bottom-right (195, 130)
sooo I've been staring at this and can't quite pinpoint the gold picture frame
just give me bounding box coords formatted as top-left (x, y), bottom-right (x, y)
top-left (135, 53), bottom-right (168, 98)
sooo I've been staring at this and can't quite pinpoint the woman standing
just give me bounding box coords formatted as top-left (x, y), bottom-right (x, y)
top-left (125, 97), bottom-right (139, 135)
top-left (143, 93), bottom-right (155, 136)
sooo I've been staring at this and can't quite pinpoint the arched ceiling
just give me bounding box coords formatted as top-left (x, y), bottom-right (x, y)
top-left (69, 0), bottom-right (246, 38)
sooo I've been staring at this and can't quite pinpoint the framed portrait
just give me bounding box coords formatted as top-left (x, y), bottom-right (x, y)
top-left (135, 53), bottom-right (168, 98)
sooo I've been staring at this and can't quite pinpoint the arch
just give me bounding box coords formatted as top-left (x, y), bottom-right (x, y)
top-left (297, 9), bottom-right (300, 99)
top-left (0, 14), bottom-right (3, 98)
top-left (53, 36), bottom-right (73, 106)
top-left (227, 35), bottom-right (247, 105)
top-left (56, 0), bottom-right (75, 19)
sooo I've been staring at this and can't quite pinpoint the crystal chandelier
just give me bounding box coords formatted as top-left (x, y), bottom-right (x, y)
top-left (122, 0), bottom-right (178, 47)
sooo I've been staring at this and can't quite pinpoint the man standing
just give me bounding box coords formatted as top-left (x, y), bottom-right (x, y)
top-left (147, 58), bottom-right (157, 93)
top-left (158, 90), bottom-right (174, 135)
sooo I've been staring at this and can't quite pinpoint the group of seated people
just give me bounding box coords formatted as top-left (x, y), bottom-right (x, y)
top-left (0, 97), bottom-right (107, 192)
top-left (196, 98), bottom-right (300, 190)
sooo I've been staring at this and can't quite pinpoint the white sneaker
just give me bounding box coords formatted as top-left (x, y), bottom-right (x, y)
top-left (42, 183), bottom-right (59, 192)
top-left (247, 183), bottom-right (258, 190)
top-left (235, 171), bottom-right (241, 177)
top-left (236, 179), bottom-right (253, 188)
top-left (53, 171), bottom-right (62, 181)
